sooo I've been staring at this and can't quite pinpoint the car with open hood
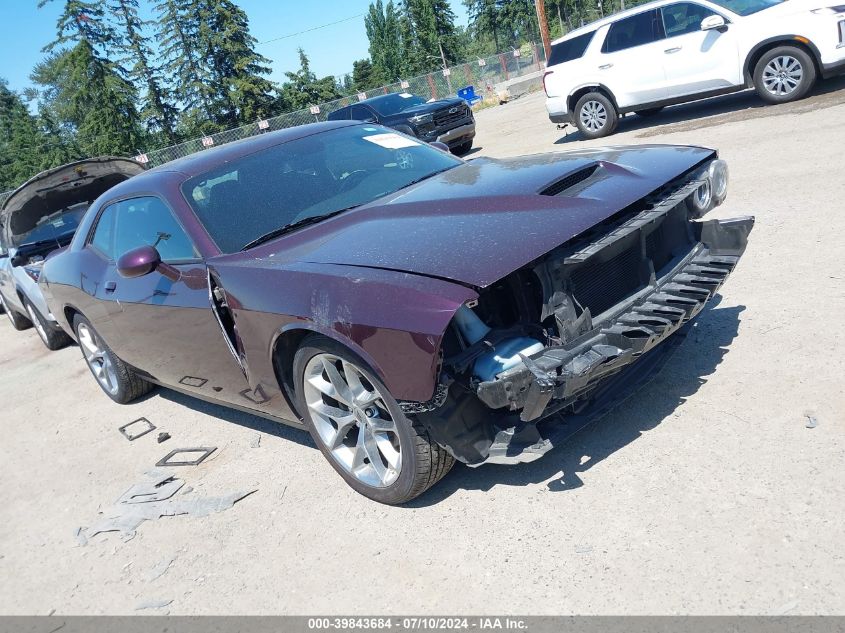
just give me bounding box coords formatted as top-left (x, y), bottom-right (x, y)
top-left (0, 157), bottom-right (145, 349)
top-left (40, 122), bottom-right (753, 504)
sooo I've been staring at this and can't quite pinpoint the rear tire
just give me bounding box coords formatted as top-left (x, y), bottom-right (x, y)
top-left (73, 314), bottom-right (153, 404)
top-left (24, 297), bottom-right (71, 350)
top-left (753, 46), bottom-right (816, 104)
top-left (293, 335), bottom-right (454, 504)
top-left (574, 92), bottom-right (619, 139)
top-left (453, 140), bottom-right (473, 155)
top-left (1, 293), bottom-right (32, 331)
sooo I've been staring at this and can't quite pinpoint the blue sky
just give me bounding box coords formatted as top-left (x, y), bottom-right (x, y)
top-left (0, 0), bottom-right (469, 94)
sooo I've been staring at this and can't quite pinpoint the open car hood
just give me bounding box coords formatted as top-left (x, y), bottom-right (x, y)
top-left (239, 145), bottom-right (716, 288)
top-left (1, 157), bottom-right (145, 247)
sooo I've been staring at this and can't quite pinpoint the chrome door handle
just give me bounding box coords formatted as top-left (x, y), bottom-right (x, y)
top-left (664, 46), bottom-right (682, 53)
top-left (598, 63), bottom-right (613, 69)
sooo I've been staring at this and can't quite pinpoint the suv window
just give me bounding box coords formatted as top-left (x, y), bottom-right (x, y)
top-left (327, 107), bottom-right (350, 121)
top-left (349, 104), bottom-right (376, 121)
top-left (547, 31), bottom-right (596, 67)
top-left (602, 10), bottom-right (664, 53)
top-left (90, 197), bottom-right (198, 262)
top-left (662, 3), bottom-right (718, 37)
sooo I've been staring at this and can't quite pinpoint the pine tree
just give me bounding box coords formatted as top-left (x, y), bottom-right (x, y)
top-left (109, 0), bottom-right (178, 142)
top-left (0, 80), bottom-right (45, 190)
top-left (31, 42), bottom-right (144, 157)
top-left (351, 59), bottom-right (380, 92)
top-left (280, 49), bottom-right (342, 111)
top-left (154, 0), bottom-right (215, 129)
top-left (365, 0), bottom-right (406, 83)
top-left (198, 0), bottom-right (278, 127)
top-left (464, 0), bottom-right (500, 53)
top-left (39, 0), bottom-right (119, 53)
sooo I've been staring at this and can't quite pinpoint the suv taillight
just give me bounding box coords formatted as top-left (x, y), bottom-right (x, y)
top-left (542, 71), bottom-right (554, 97)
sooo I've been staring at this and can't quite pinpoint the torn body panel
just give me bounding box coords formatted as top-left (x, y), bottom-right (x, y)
top-left (417, 168), bottom-right (753, 466)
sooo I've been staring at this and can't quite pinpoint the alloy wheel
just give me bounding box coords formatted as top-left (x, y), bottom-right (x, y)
top-left (77, 322), bottom-right (119, 396)
top-left (303, 353), bottom-right (402, 488)
top-left (763, 56), bottom-right (803, 97)
top-left (25, 303), bottom-right (49, 346)
top-left (580, 100), bottom-right (608, 132)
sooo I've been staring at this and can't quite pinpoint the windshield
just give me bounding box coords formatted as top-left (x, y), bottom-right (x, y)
top-left (706, 0), bottom-right (784, 15)
top-left (368, 93), bottom-right (427, 116)
top-left (17, 203), bottom-right (88, 247)
top-left (182, 124), bottom-right (462, 253)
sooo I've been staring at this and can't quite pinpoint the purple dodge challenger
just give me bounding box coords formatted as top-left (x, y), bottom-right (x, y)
top-left (40, 122), bottom-right (753, 503)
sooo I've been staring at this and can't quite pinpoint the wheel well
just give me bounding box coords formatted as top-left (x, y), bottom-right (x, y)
top-left (568, 86), bottom-right (618, 115)
top-left (745, 38), bottom-right (822, 83)
top-left (64, 306), bottom-right (81, 329)
top-left (271, 329), bottom-right (312, 420)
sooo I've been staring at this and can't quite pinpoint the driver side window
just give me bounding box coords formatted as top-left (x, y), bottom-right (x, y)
top-left (90, 197), bottom-right (198, 262)
top-left (661, 3), bottom-right (718, 38)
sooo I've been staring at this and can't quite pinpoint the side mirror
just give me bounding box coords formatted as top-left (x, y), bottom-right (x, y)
top-left (701, 15), bottom-right (726, 30)
top-left (363, 117), bottom-right (377, 124)
top-left (430, 141), bottom-right (450, 152)
top-left (117, 244), bottom-right (161, 278)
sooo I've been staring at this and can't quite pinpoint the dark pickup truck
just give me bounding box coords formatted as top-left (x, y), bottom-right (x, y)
top-left (328, 92), bottom-right (476, 155)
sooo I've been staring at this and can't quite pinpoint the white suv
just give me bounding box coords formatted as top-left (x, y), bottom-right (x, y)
top-left (543, 0), bottom-right (845, 138)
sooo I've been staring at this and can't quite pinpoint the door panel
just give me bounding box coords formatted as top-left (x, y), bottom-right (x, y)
top-left (660, 3), bottom-right (742, 97)
top-left (596, 12), bottom-right (669, 108)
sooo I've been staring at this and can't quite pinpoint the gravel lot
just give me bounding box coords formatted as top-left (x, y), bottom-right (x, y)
top-left (1, 79), bottom-right (844, 615)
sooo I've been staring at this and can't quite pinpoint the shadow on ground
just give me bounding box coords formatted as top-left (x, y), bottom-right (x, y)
top-left (554, 76), bottom-right (845, 144)
top-left (409, 301), bottom-right (746, 506)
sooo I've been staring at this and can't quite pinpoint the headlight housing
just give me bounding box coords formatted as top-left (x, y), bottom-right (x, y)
top-left (687, 159), bottom-right (729, 216)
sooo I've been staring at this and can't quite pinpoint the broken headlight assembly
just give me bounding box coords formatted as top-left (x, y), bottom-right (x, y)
top-left (687, 159), bottom-right (729, 216)
top-left (23, 265), bottom-right (42, 282)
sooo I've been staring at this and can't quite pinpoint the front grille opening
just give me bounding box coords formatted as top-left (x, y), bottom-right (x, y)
top-left (434, 105), bottom-right (468, 127)
top-left (569, 241), bottom-right (644, 317)
top-left (541, 164), bottom-right (599, 196)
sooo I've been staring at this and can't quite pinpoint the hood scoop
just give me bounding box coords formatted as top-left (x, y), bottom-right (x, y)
top-left (540, 163), bottom-right (600, 197)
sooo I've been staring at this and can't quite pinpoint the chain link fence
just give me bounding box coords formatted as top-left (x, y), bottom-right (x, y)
top-left (139, 43), bottom-right (547, 168)
top-left (0, 44), bottom-right (547, 200)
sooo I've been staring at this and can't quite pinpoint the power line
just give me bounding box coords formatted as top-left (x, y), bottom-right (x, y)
top-left (258, 13), bottom-right (364, 45)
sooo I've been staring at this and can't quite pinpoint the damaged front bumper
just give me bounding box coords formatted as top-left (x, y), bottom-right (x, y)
top-left (474, 213), bottom-right (754, 465)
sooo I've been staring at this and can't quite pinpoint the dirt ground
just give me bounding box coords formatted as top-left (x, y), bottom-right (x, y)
top-left (1, 78), bottom-right (844, 616)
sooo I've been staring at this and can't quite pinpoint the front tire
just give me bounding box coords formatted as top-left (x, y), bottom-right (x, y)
top-left (293, 336), bottom-right (454, 504)
top-left (73, 314), bottom-right (153, 404)
top-left (1, 293), bottom-right (32, 331)
top-left (753, 46), bottom-right (816, 104)
top-left (574, 92), bottom-right (619, 139)
top-left (453, 140), bottom-right (473, 155)
top-left (24, 298), bottom-right (71, 350)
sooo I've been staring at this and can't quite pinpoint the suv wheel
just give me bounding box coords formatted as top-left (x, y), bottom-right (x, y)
top-left (574, 92), bottom-right (619, 139)
top-left (24, 298), bottom-right (71, 350)
top-left (454, 140), bottom-right (473, 155)
top-left (294, 335), bottom-right (454, 505)
top-left (73, 314), bottom-right (154, 403)
top-left (753, 46), bottom-right (816, 104)
top-left (1, 293), bottom-right (33, 331)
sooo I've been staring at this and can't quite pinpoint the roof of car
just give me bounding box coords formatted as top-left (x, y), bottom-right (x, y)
top-left (549, 0), bottom-right (715, 45)
top-left (146, 120), bottom-right (359, 178)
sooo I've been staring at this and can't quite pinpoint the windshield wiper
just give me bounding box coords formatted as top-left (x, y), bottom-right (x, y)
top-left (241, 206), bottom-right (359, 251)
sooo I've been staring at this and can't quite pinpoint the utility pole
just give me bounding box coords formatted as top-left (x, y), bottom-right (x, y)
top-left (438, 40), bottom-right (453, 93)
top-left (535, 0), bottom-right (552, 62)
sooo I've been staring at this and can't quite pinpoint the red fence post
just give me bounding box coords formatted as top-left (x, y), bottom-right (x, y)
top-left (499, 54), bottom-right (509, 81)
top-left (426, 74), bottom-right (438, 100)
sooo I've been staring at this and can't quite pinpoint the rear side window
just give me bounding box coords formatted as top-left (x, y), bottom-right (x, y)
top-left (327, 107), bottom-right (349, 121)
top-left (662, 3), bottom-right (719, 37)
top-left (349, 105), bottom-right (375, 121)
top-left (602, 10), bottom-right (664, 53)
top-left (547, 32), bottom-right (596, 67)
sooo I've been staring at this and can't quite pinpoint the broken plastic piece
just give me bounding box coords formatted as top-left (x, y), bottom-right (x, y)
top-left (119, 418), bottom-right (156, 441)
top-left (156, 447), bottom-right (216, 467)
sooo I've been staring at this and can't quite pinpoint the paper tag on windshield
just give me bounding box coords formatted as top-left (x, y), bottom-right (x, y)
top-left (363, 133), bottom-right (420, 149)
top-left (399, 93), bottom-right (413, 98)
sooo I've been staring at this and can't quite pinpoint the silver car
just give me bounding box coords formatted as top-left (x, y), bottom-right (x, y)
top-left (0, 158), bottom-right (145, 349)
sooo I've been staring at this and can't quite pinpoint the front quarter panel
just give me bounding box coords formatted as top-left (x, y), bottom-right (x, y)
top-left (209, 260), bottom-right (478, 412)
